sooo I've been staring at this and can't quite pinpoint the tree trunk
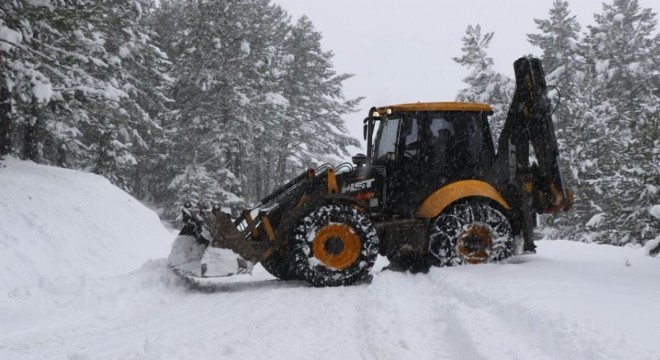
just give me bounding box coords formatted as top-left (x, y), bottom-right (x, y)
top-left (227, 141), bottom-right (243, 197)
top-left (264, 159), bottom-right (272, 195)
top-left (254, 158), bottom-right (263, 200)
top-left (23, 102), bottom-right (42, 162)
top-left (133, 162), bottom-right (142, 199)
top-left (0, 86), bottom-right (11, 156)
top-left (274, 124), bottom-right (291, 186)
top-left (57, 143), bottom-right (67, 167)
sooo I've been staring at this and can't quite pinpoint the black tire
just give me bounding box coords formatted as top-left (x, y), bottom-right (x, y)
top-left (385, 251), bottom-right (430, 274)
top-left (428, 200), bottom-right (513, 267)
top-left (261, 247), bottom-right (297, 280)
top-left (290, 204), bottom-right (379, 287)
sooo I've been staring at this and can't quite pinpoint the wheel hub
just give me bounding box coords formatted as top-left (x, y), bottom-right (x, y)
top-left (457, 223), bottom-right (492, 264)
top-left (324, 237), bottom-right (345, 255)
top-left (312, 224), bottom-right (361, 270)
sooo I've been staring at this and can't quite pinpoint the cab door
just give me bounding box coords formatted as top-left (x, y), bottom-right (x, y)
top-left (373, 115), bottom-right (426, 216)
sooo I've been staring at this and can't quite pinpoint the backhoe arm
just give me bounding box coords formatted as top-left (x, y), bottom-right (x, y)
top-left (497, 57), bottom-right (573, 214)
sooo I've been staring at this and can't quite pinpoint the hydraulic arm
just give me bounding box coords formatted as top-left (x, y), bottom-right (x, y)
top-left (495, 56), bottom-right (573, 250)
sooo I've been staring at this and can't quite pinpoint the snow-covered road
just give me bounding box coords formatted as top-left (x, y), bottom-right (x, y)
top-left (2, 241), bottom-right (658, 360)
top-left (1, 158), bottom-right (658, 360)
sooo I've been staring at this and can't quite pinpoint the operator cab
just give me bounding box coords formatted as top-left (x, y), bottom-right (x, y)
top-left (367, 102), bottom-right (495, 216)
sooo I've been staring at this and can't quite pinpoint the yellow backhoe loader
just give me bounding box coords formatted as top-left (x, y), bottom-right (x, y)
top-left (168, 56), bottom-right (573, 287)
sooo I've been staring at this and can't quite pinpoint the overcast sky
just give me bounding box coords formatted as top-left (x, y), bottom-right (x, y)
top-left (272, 0), bottom-right (660, 151)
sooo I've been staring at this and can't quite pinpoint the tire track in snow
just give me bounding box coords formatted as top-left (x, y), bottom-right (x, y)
top-left (2, 268), bottom-right (279, 360)
top-left (8, 269), bottom-right (368, 360)
top-left (3, 261), bottom-right (653, 360)
top-left (422, 268), bottom-right (648, 360)
top-left (358, 271), bottom-right (462, 360)
top-left (358, 267), bottom-right (646, 360)
top-left (72, 289), bottom-right (272, 360)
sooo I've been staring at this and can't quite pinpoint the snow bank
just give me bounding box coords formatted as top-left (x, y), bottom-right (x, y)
top-left (0, 157), bottom-right (172, 292)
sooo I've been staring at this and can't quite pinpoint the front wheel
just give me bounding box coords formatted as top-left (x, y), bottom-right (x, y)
top-left (290, 204), bottom-right (379, 287)
top-left (428, 200), bottom-right (513, 267)
top-left (261, 247), bottom-right (297, 280)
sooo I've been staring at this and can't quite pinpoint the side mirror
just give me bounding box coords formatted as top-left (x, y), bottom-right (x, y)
top-left (352, 153), bottom-right (367, 166)
top-left (363, 124), bottom-right (367, 141)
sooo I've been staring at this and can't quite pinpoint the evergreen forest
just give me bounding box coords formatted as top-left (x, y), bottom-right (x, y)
top-left (1, 0), bottom-right (658, 246)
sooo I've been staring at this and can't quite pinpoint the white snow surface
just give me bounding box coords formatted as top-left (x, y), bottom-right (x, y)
top-left (1, 158), bottom-right (659, 360)
top-left (0, 157), bottom-right (171, 291)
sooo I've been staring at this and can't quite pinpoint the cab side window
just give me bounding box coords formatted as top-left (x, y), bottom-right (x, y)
top-left (428, 117), bottom-right (454, 171)
top-left (466, 113), bottom-right (495, 171)
top-left (399, 117), bottom-right (421, 158)
top-left (429, 118), bottom-right (454, 150)
top-left (374, 118), bottom-right (401, 160)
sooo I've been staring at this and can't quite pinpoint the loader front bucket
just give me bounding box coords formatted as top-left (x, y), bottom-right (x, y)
top-left (168, 233), bottom-right (208, 276)
top-left (167, 207), bottom-right (258, 279)
top-left (168, 234), bottom-right (254, 278)
top-left (199, 212), bottom-right (263, 277)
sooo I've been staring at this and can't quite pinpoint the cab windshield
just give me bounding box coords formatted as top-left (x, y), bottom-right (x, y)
top-left (373, 117), bottom-right (401, 159)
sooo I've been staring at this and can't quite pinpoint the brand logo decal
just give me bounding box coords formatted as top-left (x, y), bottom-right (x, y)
top-left (342, 179), bottom-right (375, 193)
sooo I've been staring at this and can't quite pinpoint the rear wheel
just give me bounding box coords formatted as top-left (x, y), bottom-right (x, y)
top-left (290, 204), bottom-right (379, 287)
top-left (428, 200), bottom-right (513, 267)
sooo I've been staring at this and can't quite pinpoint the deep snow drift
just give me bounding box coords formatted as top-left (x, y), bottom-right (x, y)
top-left (0, 157), bottom-right (172, 291)
top-left (0, 158), bottom-right (658, 360)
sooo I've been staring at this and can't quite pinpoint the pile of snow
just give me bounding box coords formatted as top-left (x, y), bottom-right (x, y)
top-left (0, 157), bottom-right (172, 293)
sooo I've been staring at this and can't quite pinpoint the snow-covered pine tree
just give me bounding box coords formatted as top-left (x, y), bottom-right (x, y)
top-left (0, 0), bottom-right (54, 162)
top-left (229, 3), bottom-right (292, 201)
top-left (526, 0), bottom-right (582, 126)
top-left (453, 24), bottom-right (513, 141)
top-left (150, 0), bottom-right (243, 218)
top-left (100, 0), bottom-right (174, 197)
top-left (275, 16), bottom-right (361, 188)
top-left (527, 1), bottom-right (581, 81)
top-left (151, 0), bottom-right (294, 217)
top-left (72, 0), bottom-right (171, 191)
top-left (0, 0), bottom-right (171, 193)
top-left (151, 2), bottom-right (360, 219)
top-left (0, 1), bottom-right (100, 163)
top-left (578, 0), bottom-right (659, 244)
